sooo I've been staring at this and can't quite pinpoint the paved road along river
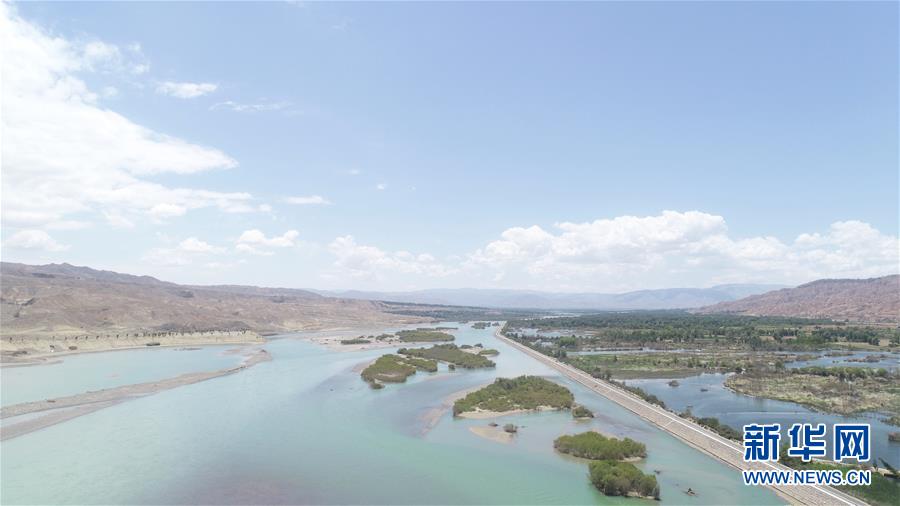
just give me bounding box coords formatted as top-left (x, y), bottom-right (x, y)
top-left (494, 329), bottom-right (867, 506)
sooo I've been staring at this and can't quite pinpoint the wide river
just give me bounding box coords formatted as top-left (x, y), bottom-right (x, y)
top-left (1, 323), bottom-right (784, 505)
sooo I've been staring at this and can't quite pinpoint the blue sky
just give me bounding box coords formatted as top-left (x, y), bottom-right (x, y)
top-left (2, 1), bottom-right (897, 292)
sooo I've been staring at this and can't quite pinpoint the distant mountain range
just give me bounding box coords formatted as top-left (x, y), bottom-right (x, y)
top-left (696, 275), bottom-right (899, 322)
top-left (0, 262), bottom-right (427, 337)
top-left (312, 284), bottom-right (788, 311)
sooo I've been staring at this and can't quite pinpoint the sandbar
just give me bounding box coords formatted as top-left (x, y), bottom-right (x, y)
top-left (0, 347), bottom-right (271, 441)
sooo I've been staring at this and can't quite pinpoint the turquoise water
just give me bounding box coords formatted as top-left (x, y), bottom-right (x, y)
top-left (1, 323), bottom-right (782, 505)
top-left (627, 372), bottom-right (900, 468)
top-left (1, 346), bottom-right (244, 406)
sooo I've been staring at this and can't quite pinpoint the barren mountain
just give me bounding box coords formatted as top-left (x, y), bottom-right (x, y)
top-left (313, 284), bottom-right (785, 310)
top-left (0, 262), bottom-right (430, 337)
top-left (696, 275), bottom-right (900, 322)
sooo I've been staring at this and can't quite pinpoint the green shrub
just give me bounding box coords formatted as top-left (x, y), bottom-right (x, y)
top-left (572, 405), bottom-right (594, 419)
top-left (399, 344), bottom-right (495, 368)
top-left (554, 431), bottom-right (646, 460)
top-left (360, 354), bottom-right (417, 384)
top-left (396, 330), bottom-right (455, 342)
top-left (454, 376), bottom-right (573, 416)
top-left (588, 460), bottom-right (659, 499)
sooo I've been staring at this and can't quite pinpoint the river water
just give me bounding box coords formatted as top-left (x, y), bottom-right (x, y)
top-left (627, 371), bottom-right (899, 468)
top-left (1, 323), bottom-right (782, 505)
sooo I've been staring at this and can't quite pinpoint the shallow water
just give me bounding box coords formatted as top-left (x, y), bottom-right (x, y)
top-left (786, 350), bottom-right (899, 371)
top-left (627, 372), bottom-right (900, 468)
top-left (0, 345), bottom-right (244, 406)
top-left (1, 323), bottom-right (783, 505)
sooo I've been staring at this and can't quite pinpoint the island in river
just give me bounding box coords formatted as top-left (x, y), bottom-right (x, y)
top-left (453, 376), bottom-right (574, 417)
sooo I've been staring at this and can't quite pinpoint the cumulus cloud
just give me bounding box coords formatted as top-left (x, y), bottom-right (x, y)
top-left (376, 183), bottom-right (387, 191)
top-left (283, 195), bottom-right (331, 205)
top-left (467, 211), bottom-right (899, 290)
top-left (3, 230), bottom-right (69, 252)
top-left (0, 3), bottom-right (254, 231)
top-left (327, 212), bottom-right (899, 291)
top-left (235, 229), bottom-right (299, 255)
top-left (143, 237), bottom-right (224, 266)
top-left (328, 235), bottom-right (455, 280)
top-left (156, 81), bottom-right (218, 99)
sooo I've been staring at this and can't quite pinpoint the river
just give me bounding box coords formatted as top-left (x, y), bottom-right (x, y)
top-left (1, 322), bottom-right (782, 505)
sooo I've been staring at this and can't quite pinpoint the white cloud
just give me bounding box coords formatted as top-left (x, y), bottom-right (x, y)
top-left (81, 39), bottom-right (149, 75)
top-left (143, 237), bottom-right (224, 265)
top-left (376, 183), bottom-right (387, 191)
top-left (103, 212), bottom-right (135, 229)
top-left (466, 211), bottom-right (900, 290)
top-left (178, 237), bottom-right (224, 254)
top-left (328, 235), bottom-right (455, 280)
top-left (156, 81), bottom-right (218, 99)
top-left (0, 3), bottom-right (254, 231)
top-left (210, 100), bottom-right (292, 113)
top-left (4, 230), bottom-right (69, 251)
top-left (235, 229), bottom-right (299, 255)
top-left (283, 195), bottom-right (331, 205)
top-left (44, 220), bottom-right (91, 231)
top-left (148, 203), bottom-right (187, 219)
top-left (347, 169), bottom-right (361, 176)
top-left (326, 212), bottom-right (899, 291)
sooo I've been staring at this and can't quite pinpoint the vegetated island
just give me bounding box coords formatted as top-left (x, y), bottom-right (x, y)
top-left (399, 344), bottom-right (496, 369)
top-left (453, 376), bottom-right (574, 417)
top-left (337, 329), bottom-right (455, 348)
top-left (552, 431), bottom-right (658, 500)
top-left (554, 431), bottom-right (646, 461)
top-left (396, 329), bottom-right (455, 342)
top-left (360, 354), bottom-right (437, 389)
top-left (589, 460), bottom-right (660, 501)
top-left (572, 405), bottom-right (595, 419)
top-left (725, 366), bottom-right (900, 421)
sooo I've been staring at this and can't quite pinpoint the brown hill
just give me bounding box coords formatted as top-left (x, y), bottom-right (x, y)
top-left (696, 275), bottom-right (900, 322)
top-left (0, 262), bottom-right (430, 337)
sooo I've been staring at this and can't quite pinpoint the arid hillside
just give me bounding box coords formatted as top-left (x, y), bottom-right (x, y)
top-left (696, 275), bottom-right (900, 322)
top-left (0, 262), bottom-right (431, 337)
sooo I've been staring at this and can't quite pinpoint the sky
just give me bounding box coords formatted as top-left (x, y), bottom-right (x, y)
top-left (1, 1), bottom-right (898, 293)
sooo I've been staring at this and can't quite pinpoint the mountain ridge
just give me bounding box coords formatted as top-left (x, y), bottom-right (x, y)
top-left (0, 262), bottom-right (420, 337)
top-left (696, 275), bottom-right (899, 322)
top-left (310, 284), bottom-right (788, 310)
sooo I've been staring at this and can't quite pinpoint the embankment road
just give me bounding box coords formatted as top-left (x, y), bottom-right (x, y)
top-left (495, 329), bottom-right (867, 506)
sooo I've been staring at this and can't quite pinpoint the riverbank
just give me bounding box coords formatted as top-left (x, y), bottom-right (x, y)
top-left (1, 331), bottom-right (264, 366)
top-left (0, 347), bottom-right (271, 441)
top-left (494, 328), bottom-right (865, 506)
top-left (725, 370), bottom-right (900, 419)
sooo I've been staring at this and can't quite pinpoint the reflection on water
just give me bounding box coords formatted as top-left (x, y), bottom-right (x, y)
top-left (1, 323), bottom-right (782, 505)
